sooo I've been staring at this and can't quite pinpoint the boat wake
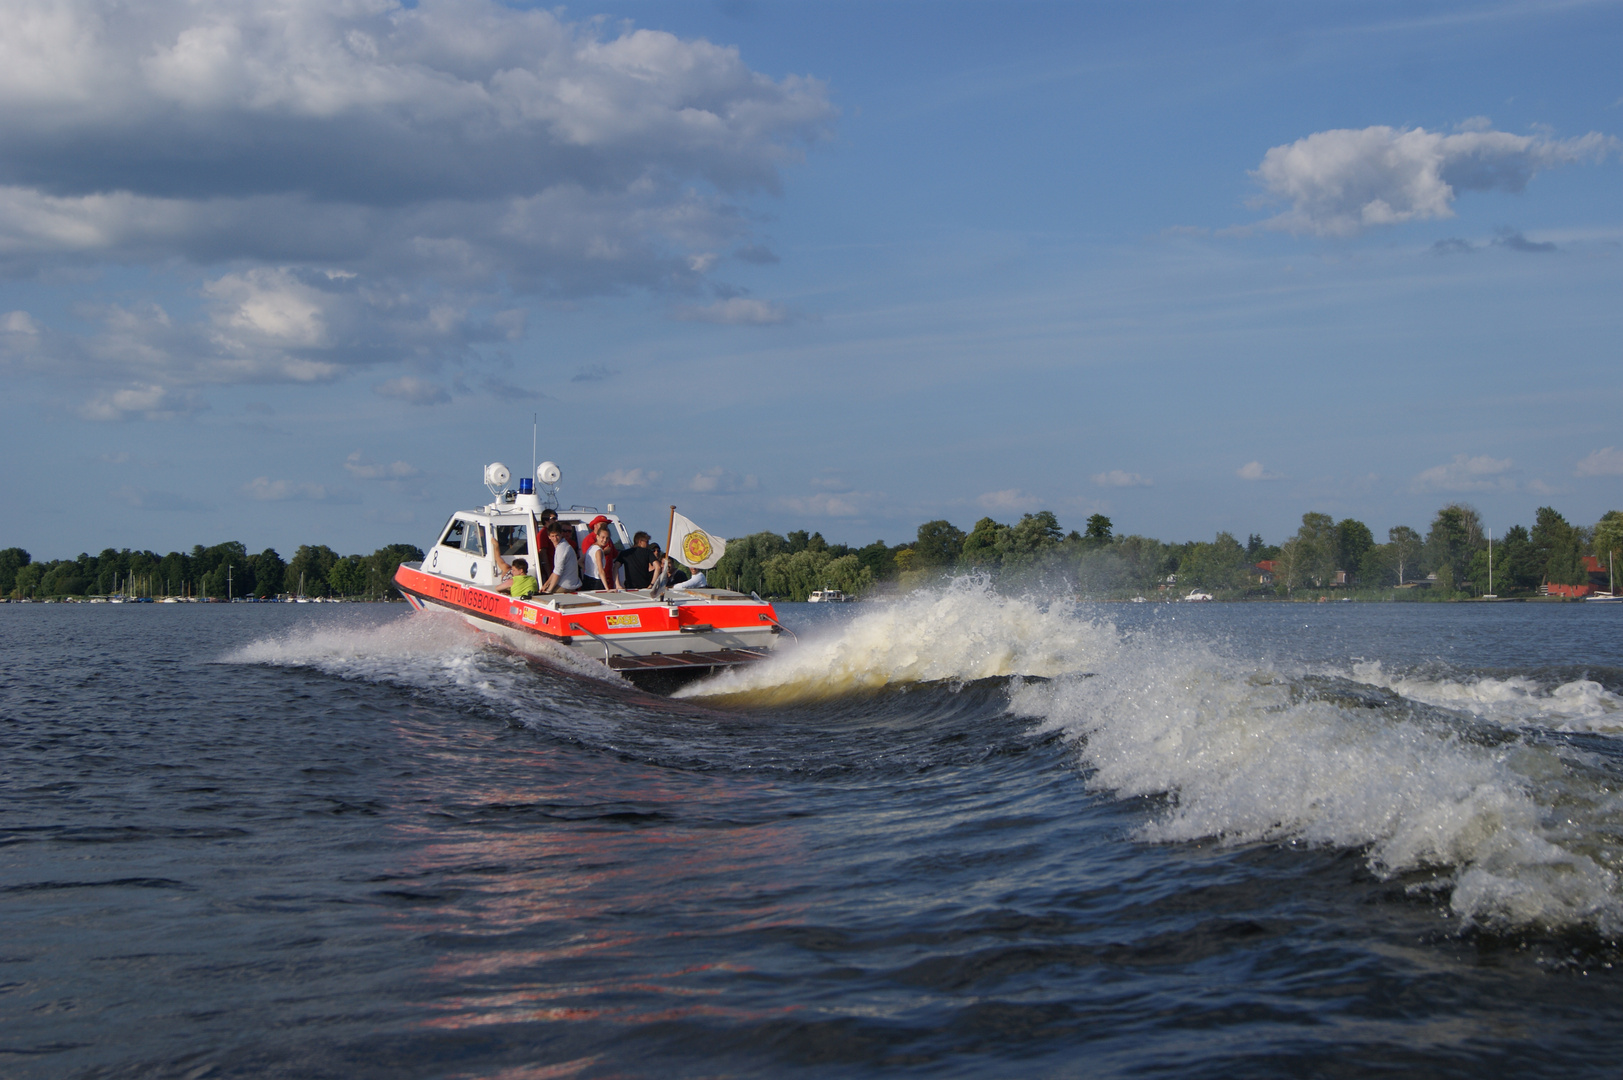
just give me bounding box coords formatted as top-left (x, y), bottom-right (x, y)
top-left (1349, 660), bottom-right (1623, 733)
top-left (223, 608), bottom-right (624, 705)
top-left (679, 577), bottom-right (1117, 703)
top-left (697, 581), bottom-right (1623, 933)
top-left (228, 589), bottom-right (1623, 934)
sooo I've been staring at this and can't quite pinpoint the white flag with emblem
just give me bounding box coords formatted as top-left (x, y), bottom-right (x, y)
top-left (669, 511), bottom-right (726, 569)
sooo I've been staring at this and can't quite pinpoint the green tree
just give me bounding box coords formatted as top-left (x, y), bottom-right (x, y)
top-left (1593, 511), bottom-right (1623, 583)
top-left (760, 549), bottom-right (874, 600)
top-left (997, 511), bottom-right (1064, 572)
top-left (1178, 532), bottom-right (1251, 592)
top-left (912, 520), bottom-right (966, 569)
top-left (712, 532), bottom-right (790, 595)
top-left (0, 548), bottom-right (32, 597)
top-left (1075, 547), bottom-right (1131, 596)
top-left (251, 549), bottom-right (286, 597)
top-left (1531, 507), bottom-right (1586, 586)
top-left (1084, 514), bottom-right (1113, 545)
top-left (1335, 519), bottom-right (1375, 583)
top-left (1490, 524), bottom-right (1538, 595)
top-left (328, 555), bottom-right (367, 597)
top-left (1113, 535), bottom-right (1175, 590)
top-left (1388, 526), bottom-right (1422, 585)
top-left (286, 544), bottom-right (339, 597)
top-left (785, 530), bottom-right (828, 555)
top-left (958, 517), bottom-right (1007, 571)
top-left (1293, 512), bottom-right (1338, 587)
top-left (158, 552), bottom-right (191, 597)
top-left (14, 562), bottom-right (43, 598)
top-left (42, 562), bottom-right (87, 597)
top-left (365, 544), bottom-right (421, 598)
top-left (853, 540), bottom-right (898, 582)
top-left (1424, 504), bottom-right (1483, 587)
top-left (1358, 543), bottom-right (1396, 588)
top-left (1274, 536), bottom-right (1310, 595)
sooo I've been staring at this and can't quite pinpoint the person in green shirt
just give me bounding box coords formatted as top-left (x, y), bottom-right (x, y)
top-left (493, 550), bottom-right (539, 599)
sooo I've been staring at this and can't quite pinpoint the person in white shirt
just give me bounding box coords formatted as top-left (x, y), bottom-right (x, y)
top-left (541, 521), bottom-right (582, 593)
top-left (669, 566), bottom-right (707, 590)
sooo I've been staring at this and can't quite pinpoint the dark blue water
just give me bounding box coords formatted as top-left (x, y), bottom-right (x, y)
top-left (4, 592), bottom-right (1623, 1078)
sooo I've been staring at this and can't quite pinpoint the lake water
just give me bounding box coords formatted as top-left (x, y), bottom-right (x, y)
top-left (4, 586), bottom-right (1623, 1078)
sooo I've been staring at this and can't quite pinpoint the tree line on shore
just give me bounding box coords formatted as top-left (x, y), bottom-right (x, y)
top-left (708, 503), bottom-right (1623, 601)
top-left (0, 542), bottom-right (423, 600)
top-left (5, 500), bottom-right (1618, 602)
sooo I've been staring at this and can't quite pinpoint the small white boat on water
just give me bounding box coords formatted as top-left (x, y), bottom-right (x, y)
top-left (1183, 590), bottom-right (1214, 602)
top-left (807, 588), bottom-right (850, 603)
top-left (393, 460), bottom-right (782, 688)
top-left (1585, 552), bottom-right (1619, 601)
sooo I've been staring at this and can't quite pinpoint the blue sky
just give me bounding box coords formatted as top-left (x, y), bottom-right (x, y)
top-left (2, 0), bottom-right (1620, 560)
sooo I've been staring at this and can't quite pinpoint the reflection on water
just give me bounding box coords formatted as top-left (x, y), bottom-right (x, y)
top-left (380, 730), bottom-right (813, 1035)
top-left (5, 598), bottom-right (1623, 1079)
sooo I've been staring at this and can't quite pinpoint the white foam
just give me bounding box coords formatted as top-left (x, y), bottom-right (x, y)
top-left (1010, 633), bottom-right (1623, 932)
top-left (225, 607), bottom-right (621, 705)
top-left (1351, 661), bottom-right (1623, 733)
top-left (678, 578), bottom-right (1120, 702)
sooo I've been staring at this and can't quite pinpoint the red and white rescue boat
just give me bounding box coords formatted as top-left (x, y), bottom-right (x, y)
top-left (393, 460), bottom-right (783, 687)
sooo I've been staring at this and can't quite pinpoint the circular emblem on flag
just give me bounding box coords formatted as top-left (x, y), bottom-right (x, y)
top-left (682, 531), bottom-right (714, 565)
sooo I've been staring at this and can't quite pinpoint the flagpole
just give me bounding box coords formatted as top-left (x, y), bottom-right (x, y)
top-left (665, 505), bottom-right (676, 555)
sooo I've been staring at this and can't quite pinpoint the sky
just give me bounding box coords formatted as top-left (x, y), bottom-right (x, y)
top-left (2, 0), bottom-right (1620, 560)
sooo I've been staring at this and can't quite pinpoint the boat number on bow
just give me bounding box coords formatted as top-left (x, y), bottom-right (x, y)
top-left (605, 613), bottom-right (642, 629)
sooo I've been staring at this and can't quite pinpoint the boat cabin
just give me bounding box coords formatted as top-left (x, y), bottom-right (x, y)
top-left (424, 506), bottom-right (632, 586)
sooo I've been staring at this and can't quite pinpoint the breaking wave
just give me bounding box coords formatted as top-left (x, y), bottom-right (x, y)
top-left (680, 577), bottom-right (1118, 703)
top-left (227, 589), bottom-right (1623, 933)
top-left (1349, 661), bottom-right (1623, 733)
top-left (703, 583), bottom-right (1623, 932)
top-left (223, 607), bottom-right (623, 707)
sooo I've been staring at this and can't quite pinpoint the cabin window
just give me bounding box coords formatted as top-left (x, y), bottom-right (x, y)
top-left (495, 524), bottom-right (530, 557)
top-left (461, 522), bottom-right (487, 556)
top-left (439, 518), bottom-right (467, 549)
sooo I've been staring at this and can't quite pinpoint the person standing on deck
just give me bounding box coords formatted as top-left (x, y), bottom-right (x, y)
top-left (580, 516), bottom-right (621, 592)
top-left (617, 531), bottom-right (657, 591)
top-left (540, 521), bottom-right (582, 594)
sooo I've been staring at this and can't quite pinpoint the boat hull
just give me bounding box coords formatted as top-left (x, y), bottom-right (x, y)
top-left (392, 562), bottom-right (781, 682)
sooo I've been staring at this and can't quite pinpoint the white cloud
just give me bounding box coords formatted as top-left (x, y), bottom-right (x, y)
top-left (79, 383), bottom-right (193, 421)
top-left (243, 476), bottom-right (351, 502)
top-left (1091, 469), bottom-right (1151, 488)
top-left (2, 266), bottom-right (528, 416)
top-left (1236, 461), bottom-right (1280, 481)
top-left (671, 297), bottom-right (792, 325)
top-left (1251, 124), bottom-right (1617, 236)
top-left (688, 467), bottom-right (758, 494)
top-left (1576, 447), bottom-right (1623, 477)
top-left (373, 376), bottom-right (449, 405)
top-left (1409, 453), bottom-right (1513, 493)
top-left (111, 485), bottom-right (214, 512)
top-left (778, 492), bottom-right (865, 516)
top-left (0, 1), bottom-right (831, 282)
top-left (3, 310), bottom-right (39, 334)
top-left (597, 467), bottom-right (660, 488)
top-left (0, 1), bottom-right (831, 412)
top-left (977, 488), bottom-right (1041, 512)
top-left (344, 451), bottom-right (418, 480)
